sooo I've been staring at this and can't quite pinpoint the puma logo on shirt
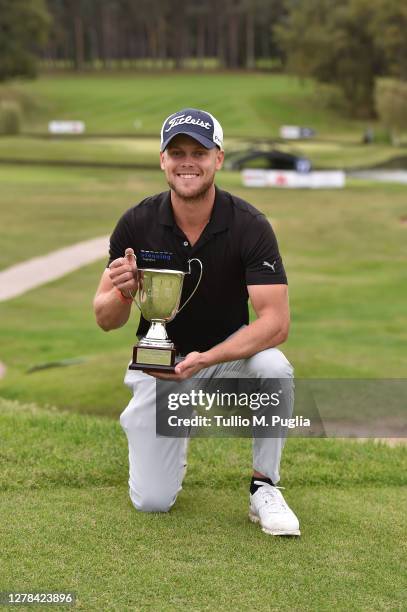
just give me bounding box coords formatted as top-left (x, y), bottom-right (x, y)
top-left (263, 260), bottom-right (277, 272)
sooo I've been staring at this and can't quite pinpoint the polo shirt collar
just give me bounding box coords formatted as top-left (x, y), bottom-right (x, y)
top-left (157, 186), bottom-right (231, 234)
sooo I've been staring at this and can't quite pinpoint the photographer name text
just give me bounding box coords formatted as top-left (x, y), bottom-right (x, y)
top-left (167, 414), bottom-right (311, 429)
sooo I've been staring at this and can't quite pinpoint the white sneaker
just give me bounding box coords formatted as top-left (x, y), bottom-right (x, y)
top-left (249, 482), bottom-right (301, 536)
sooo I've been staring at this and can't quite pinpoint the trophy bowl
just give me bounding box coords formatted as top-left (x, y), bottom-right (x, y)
top-left (137, 269), bottom-right (184, 322)
top-left (129, 259), bottom-right (202, 372)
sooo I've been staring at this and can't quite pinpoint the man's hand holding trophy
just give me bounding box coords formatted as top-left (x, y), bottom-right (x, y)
top-left (109, 247), bottom-right (139, 300)
top-left (109, 247), bottom-right (202, 373)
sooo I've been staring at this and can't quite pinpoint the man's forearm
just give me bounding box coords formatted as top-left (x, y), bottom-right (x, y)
top-left (94, 288), bottom-right (132, 331)
top-left (201, 315), bottom-right (288, 368)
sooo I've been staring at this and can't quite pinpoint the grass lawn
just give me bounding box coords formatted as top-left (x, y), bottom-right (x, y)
top-left (0, 135), bottom-right (404, 171)
top-left (0, 165), bottom-right (406, 414)
top-left (1, 71), bottom-right (406, 172)
top-left (2, 73), bottom-right (369, 138)
top-left (1, 400), bottom-right (406, 610)
top-left (0, 136), bottom-right (161, 168)
top-left (0, 73), bottom-right (406, 610)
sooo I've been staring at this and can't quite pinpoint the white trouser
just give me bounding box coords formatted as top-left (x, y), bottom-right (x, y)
top-left (119, 347), bottom-right (294, 512)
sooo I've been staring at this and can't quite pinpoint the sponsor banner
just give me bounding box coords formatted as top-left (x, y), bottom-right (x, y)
top-left (156, 378), bottom-right (407, 438)
top-left (242, 169), bottom-right (345, 189)
top-left (48, 120), bottom-right (85, 134)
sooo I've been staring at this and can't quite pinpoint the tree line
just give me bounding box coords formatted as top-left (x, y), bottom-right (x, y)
top-left (44, 0), bottom-right (283, 71)
top-left (275, 0), bottom-right (407, 118)
top-left (1, 0), bottom-right (407, 120)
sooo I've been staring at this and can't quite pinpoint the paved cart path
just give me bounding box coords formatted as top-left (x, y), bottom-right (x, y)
top-left (0, 235), bottom-right (109, 381)
top-left (0, 235), bottom-right (109, 302)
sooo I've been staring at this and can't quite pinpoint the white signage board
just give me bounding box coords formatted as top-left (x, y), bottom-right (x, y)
top-left (280, 125), bottom-right (302, 139)
top-left (280, 125), bottom-right (315, 139)
top-left (48, 120), bottom-right (85, 134)
top-left (242, 169), bottom-right (345, 189)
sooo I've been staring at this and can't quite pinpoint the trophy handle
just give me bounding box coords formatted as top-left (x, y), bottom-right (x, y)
top-left (131, 287), bottom-right (142, 312)
top-left (127, 252), bottom-right (142, 312)
top-left (177, 258), bottom-right (203, 314)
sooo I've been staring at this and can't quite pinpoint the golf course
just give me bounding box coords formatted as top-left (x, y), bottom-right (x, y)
top-left (1, 73), bottom-right (406, 610)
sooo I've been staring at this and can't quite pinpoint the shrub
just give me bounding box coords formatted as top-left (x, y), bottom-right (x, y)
top-left (375, 79), bottom-right (407, 145)
top-left (313, 84), bottom-right (349, 116)
top-left (0, 101), bottom-right (22, 135)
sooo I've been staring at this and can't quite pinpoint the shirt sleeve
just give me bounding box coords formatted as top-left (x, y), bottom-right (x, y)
top-left (107, 208), bottom-right (135, 267)
top-left (241, 214), bottom-right (287, 285)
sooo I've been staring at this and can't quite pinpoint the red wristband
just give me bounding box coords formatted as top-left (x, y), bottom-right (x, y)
top-left (114, 286), bottom-right (133, 304)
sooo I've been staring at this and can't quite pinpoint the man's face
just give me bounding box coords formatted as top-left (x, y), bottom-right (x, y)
top-left (160, 134), bottom-right (224, 201)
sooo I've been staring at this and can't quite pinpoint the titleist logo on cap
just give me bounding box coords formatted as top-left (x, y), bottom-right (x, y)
top-left (160, 108), bottom-right (224, 151)
top-left (164, 114), bottom-right (212, 132)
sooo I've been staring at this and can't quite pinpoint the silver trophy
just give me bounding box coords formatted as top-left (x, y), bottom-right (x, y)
top-left (129, 258), bottom-right (203, 372)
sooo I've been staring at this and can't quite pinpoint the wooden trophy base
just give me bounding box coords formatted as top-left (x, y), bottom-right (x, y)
top-left (129, 344), bottom-right (178, 373)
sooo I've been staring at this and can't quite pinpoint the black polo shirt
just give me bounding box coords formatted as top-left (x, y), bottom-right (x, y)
top-left (108, 186), bottom-right (287, 355)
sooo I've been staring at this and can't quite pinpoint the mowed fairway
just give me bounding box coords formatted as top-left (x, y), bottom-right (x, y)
top-left (8, 72), bottom-right (365, 137)
top-left (2, 72), bottom-right (405, 173)
top-left (0, 154), bottom-right (406, 609)
top-left (0, 165), bottom-right (406, 414)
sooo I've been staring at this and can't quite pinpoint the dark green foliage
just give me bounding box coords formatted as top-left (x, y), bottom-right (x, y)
top-left (0, 100), bottom-right (22, 134)
top-left (371, 0), bottom-right (407, 81)
top-left (275, 0), bottom-right (407, 119)
top-left (275, 0), bottom-right (386, 118)
top-left (44, 0), bottom-right (285, 70)
top-left (0, 0), bottom-right (50, 81)
top-left (375, 79), bottom-right (407, 144)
